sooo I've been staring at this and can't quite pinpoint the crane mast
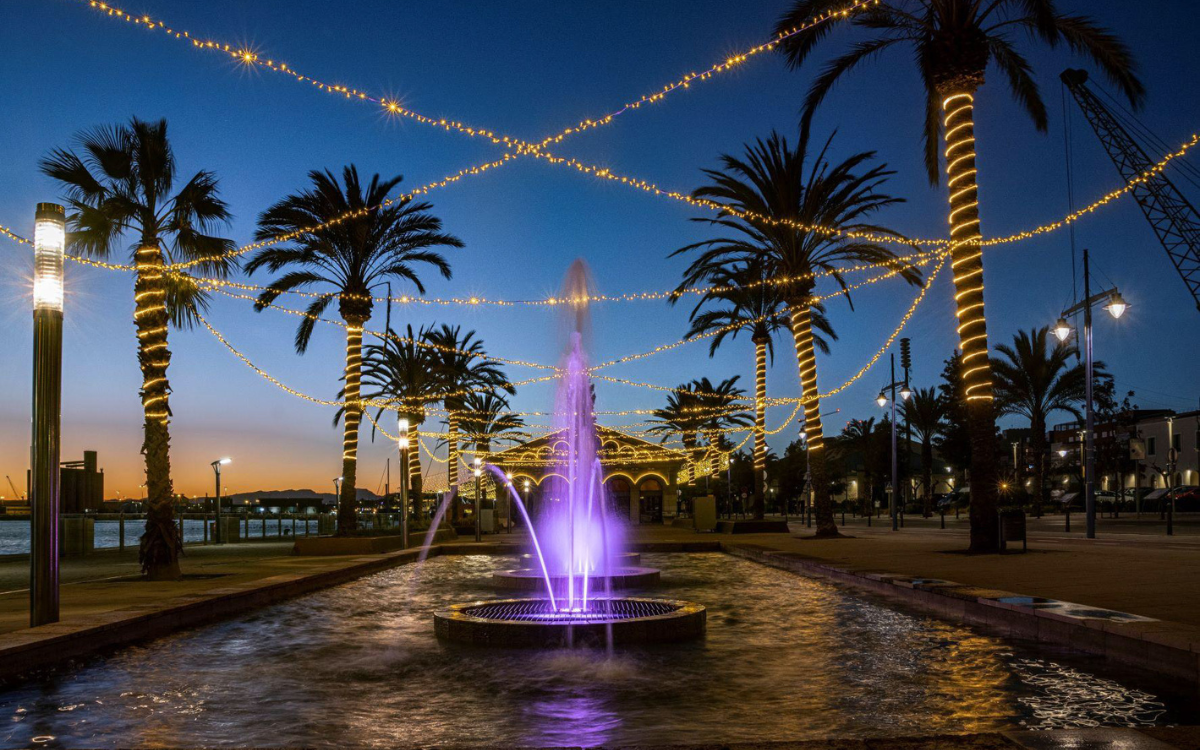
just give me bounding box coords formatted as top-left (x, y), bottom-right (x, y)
top-left (1061, 68), bottom-right (1200, 311)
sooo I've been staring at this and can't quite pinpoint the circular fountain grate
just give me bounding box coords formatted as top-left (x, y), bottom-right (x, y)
top-left (462, 598), bottom-right (681, 623)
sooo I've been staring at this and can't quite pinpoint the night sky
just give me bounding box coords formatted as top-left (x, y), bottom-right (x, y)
top-left (1, 1), bottom-right (1198, 498)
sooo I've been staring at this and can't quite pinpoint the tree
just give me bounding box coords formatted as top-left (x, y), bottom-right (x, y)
top-left (837, 418), bottom-right (886, 516)
top-left (902, 387), bottom-right (948, 517)
top-left (647, 384), bottom-right (704, 485)
top-left (424, 325), bottom-right (513, 522)
top-left (676, 261), bottom-right (832, 518)
top-left (41, 117), bottom-right (236, 579)
top-left (360, 324), bottom-right (442, 506)
top-left (246, 166), bottom-right (463, 533)
top-left (672, 131), bottom-right (921, 537)
top-left (460, 390), bottom-right (526, 515)
top-left (691, 376), bottom-right (753, 495)
top-left (777, 0), bottom-right (1143, 551)
top-left (991, 327), bottom-right (1107, 517)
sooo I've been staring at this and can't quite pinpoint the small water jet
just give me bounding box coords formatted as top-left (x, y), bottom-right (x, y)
top-left (435, 260), bottom-right (704, 646)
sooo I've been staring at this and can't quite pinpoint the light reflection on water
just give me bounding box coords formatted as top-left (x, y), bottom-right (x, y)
top-left (0, 553), bottom-right (1191, 748)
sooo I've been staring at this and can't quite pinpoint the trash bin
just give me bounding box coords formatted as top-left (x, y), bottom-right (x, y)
top-left (998, 509), bottom-right (1027, 553)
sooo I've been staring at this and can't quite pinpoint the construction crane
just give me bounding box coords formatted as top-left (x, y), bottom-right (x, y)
top-left (5, 475), bottom-right (22, 501)
top-left (1062, 69), bottom-right (1200, 312)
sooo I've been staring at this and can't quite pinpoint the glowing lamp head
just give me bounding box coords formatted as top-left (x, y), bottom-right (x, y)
top-left (1053, 317), bottom-right (1072, 343)
top-left (34, 203), bottom-right (66, 312)
top-left (1105, 292), bottom-right (1127, 320)
top-left (900, 385), bottom-right (912, 402)
top-left (523, 479), bottom-right (531, 490)
top-left (1058, 449), bottom-right (1068, 458)
top-left (876, 393), bottom-right (888, 408)
top-left (398, 418), bottom-right (409, 433)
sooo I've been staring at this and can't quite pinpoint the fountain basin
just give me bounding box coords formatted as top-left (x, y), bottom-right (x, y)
top-left (435, 596), bottom-right (705, 647)
top-left (492, 565), bottom-right (660, 591)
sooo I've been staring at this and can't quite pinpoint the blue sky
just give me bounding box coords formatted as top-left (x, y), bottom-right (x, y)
top-left (1, 0), bottom-right (1198, 497)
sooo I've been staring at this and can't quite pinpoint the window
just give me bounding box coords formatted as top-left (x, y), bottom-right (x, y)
top-left (1148, 437), bottom-right (1157, 456)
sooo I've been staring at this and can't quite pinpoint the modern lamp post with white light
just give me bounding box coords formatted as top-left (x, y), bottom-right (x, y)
top-left (211, 458), bottom-right (231, 544)
top-left (1053, 248), bottom-right (1126, 539)
top-left (876, 353), bottom-right (912, 532)
top-left (398, 418), bottom-right (410, 549)
top-left (30, 202), bottom-right (66, 627)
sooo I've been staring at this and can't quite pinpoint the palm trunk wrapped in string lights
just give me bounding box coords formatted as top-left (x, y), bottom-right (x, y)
top-left (940, 87), bottom-right (999, 551)
top-left (789, 305), bottom-right (837, 537)
top-left (447, 413), bottom-right (460, 522)
top-left (409, 418), bottom-right (424, 512)
top-left (752, 334), bottom-right (768, 519)
top-left (134, 243), bottom-right (181, 579)
top-left (338, 320), bottom-right (365, 533)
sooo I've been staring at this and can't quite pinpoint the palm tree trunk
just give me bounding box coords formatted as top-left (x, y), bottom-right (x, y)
top-left (410, 420), bottom-right (424, 515)
top-left (447, 413), bottom-right (460, 523)
top-left (1031, 419), bottom-right (1046, 518)
top-left (338, 322), bottom-right (364, 534)
top-left (922, 439), bottom-right (934, 518)
top-left (941, 87), bottom-right (999, 552)
top-left (790, 305), bottom-right (838, 537)
top-left (752, 336), bottom-right (768, 519)
top-left (134, 244), bottom-right (181, 580)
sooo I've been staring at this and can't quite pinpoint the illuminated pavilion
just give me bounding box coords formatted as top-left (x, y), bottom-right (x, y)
top-left (489, 426), bottom-right (688, 525)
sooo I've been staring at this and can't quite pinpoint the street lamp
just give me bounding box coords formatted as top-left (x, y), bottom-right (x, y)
top-left (30, 202), bottom-right (65, 627)
top-left (473, 457), bottom-right (483, 542)
top-left (398, 418), bottom-right (410, 548)
top-left (1052, 247), bottom-right (1125, 539)
top-left (210, 457), bottom-right (231, 544)
top-left (876, 352), bottom-right (908, 532)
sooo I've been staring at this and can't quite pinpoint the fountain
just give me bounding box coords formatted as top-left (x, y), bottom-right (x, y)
top-left (434, 261), bottom-right (705, 646)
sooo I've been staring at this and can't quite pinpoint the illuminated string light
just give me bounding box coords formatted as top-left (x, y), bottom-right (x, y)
top-left (942, 93), bottom-right (992, 403)
top-left (1, 224), bottom-right (31, 246)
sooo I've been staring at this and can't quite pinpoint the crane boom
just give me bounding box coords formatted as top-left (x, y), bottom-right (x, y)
top-left (5, 475), bottom-right (21, 501)
top-left (1062, 69), bottom-right (1200, 311)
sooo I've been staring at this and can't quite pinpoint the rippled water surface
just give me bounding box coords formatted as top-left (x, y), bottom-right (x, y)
top-left (0, 553), bottom-right (1192, 748)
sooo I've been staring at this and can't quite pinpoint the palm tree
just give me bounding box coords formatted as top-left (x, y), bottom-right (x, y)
top-left (776, 0), bottom-right (1143, 550)
top-left (992, 327), bottom-right (1106, 517)
top-left (424, 324), bottom-right (513, 521)
top-left (647, 384), bottom-right (704, 484)
top-left (359, 324), bottom-right (442, 506)
top-left (902, 387), bottom-right (948, 517)
top-left (246, 166), bottom-right (463, 533)
top-left (673, 132), bottom-right (921, 538)
top-left (459, 391), bottom-right (526, 521)
top-left (40, 117), bottom-right (236, 579)
top-left (690, 376), bottom-right (753, 492)
top-left (676, 262), bottom-right (834, 518)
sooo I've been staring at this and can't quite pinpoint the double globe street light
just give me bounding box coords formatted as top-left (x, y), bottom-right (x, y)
top-left (1052, 247), bottom-right (1126, 539)
top-left (876, 353), bottom-right (912, 532)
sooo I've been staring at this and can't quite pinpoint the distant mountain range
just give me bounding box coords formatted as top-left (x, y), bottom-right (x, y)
top-left (226, 488), bottom-right (382, 505)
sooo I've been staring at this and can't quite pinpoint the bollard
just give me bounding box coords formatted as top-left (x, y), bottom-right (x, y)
top-left (292, 514), bottom-right (296, 537)
top-left (244, 513), bottom-right (249, 539)
top-left (1168, 508), bottom-right (1174, 536)
top-left (841, 508), bottom-right (845, 526)
top-left (940, 510), bottom-right (945, 529)
top-left (1065, 508), bottom-right (1071, 533)
top-left (203, 514), bottom-right (209, 544)
top-left (119, 512), bottom-right (125, 552)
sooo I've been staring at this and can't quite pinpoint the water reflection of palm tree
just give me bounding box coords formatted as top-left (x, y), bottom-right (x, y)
top-left (41, 117), bottom-right (236, 579)
top-left (247, 166), bottom-right (463, 533)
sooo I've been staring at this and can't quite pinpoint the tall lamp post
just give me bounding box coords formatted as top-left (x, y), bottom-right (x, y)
top-left (210, 458), bottom-right (231, 544)
top-left (398, 418), bottom-right (410, 549)
top-left (30, 202), bottom-right (65, 627)
top-left (332, 476), bottom-right (343, 532)
top-left (1053, 247), bottom-right (1126, 539)
top-left (876, 353), bottom-right (912, 532)
top-left (473, 457), bottom-right (483, 542)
